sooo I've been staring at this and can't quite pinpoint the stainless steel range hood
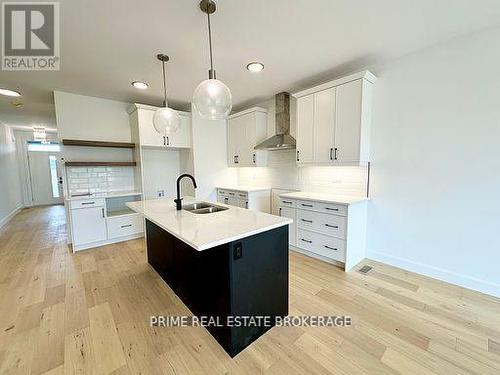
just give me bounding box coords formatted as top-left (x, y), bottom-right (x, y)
top-left (254, 92), bottom-right (296, 151)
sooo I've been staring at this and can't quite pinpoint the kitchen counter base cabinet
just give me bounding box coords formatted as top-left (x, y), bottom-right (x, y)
top-left (146, 219), bottom-right (289, 357)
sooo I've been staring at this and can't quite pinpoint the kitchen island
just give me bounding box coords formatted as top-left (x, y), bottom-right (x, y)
top-left (127, 198), bottom-right (292, 357)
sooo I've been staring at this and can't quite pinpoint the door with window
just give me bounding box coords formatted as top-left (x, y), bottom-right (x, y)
top-left (27, 142), bottom-right (63, 206)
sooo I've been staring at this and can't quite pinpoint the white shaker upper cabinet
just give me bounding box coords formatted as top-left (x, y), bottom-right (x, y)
top-left (296, 94), bottom-right (314, 163)
top-left (293, 71), bottom-right (376, 165)
top-left (227, 107), bottom-right (268, 167)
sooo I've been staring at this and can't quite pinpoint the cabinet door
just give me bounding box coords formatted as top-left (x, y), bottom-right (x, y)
top-left (228, 197), bottom-right (239, 206)
top-left (238, 113), bottom-right (254, 167)
top-left (296, 94), bottom-right (314, 163)
top-left (167, 114), bottom-right (191, 148)
top-left (313, 88), bottom-right (336, 163)
top-left (335, 80), bottom-right (363, 162)
top-left (71, 207), bottom-right (107, 247)
top-left (238, 198), bottom-right (248, 209)
top-left (227, 117), bottom-right (241, 166)
top-left (279, 207), bottom-right (296, 246)
top-left (138, 110), bottom-right (163, 147)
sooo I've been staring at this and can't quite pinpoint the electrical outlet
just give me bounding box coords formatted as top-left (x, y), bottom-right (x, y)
top-left (157, 190), bottom-right (165, 197)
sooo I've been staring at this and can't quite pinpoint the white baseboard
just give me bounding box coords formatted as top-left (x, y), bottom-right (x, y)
top-left (0, 205), bottom-right (23, 231)
top-left (367, 250), bottom-right (500, 298)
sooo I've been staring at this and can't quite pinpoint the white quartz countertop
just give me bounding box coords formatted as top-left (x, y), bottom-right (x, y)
top-left (279, 191), bottom-right (368, 205)
top-left (126, 198), bottom-right (292, 251)
top-left (65, 190), bottom-right (142, 201)
top-left (216, 185), bottom-right (271, 192)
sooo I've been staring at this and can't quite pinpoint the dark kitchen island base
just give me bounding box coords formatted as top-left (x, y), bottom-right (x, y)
top-left (146, 219), bottom-right (289, 357)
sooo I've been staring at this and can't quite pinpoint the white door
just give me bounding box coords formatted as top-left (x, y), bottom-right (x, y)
top-left (335, 80), bottom-right (363, 162)
top-left (28, 151), bottom-right (63, 206)
top-left (296, 94), bottom-right (314, 163)
top-left (71, 207), bottom-right (107, 247)
top-left (166, 113), bottom-right (191, 148)
top-left (138, 109), bottom-right (163, 147)
top-left (313, 88), bottom-right (336, 163)
top-left (279, 207), bottom-right (296, 246)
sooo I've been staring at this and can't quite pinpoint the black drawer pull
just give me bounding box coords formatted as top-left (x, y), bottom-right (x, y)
top-left (325, 207), bottom-right (339, 211)
top-left (282, 200), bottom-right (293, 204)
top-left (301, 219), bottom-right (313, 223)
top-left (301, 203), bottom-right (313, 207)
top-left (324, 245), bottom-right (338, 251)
top-left (301, 238), bottom-right (312, 244)
top-left (325, 224), bottom-right (339, 229)
top-left (81, 202), bottom-right (95, 205)
top-left (121, 224), bottom-right (132, 228)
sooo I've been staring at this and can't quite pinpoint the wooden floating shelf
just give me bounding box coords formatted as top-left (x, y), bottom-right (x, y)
top-left (65, 161), bottom-right (137, 167)
top-left (62, 139), bottom-right (136, 149)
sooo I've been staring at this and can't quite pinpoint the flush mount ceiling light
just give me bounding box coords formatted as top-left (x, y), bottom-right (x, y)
top-left (153, 54), bottom-right (180, 135)
top-left (246, 62), bottom-right (264, 72)
top-left (0, 88), bottom-right (21, 97)
top-left (192, 0), bottom-right (232, 120)
top-left (131, 81), bottom-right (149, 90)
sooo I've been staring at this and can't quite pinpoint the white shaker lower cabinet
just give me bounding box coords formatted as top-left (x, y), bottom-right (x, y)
top-left (278, 196), bottom-right (367, 271)
top-left (71, 205), bottom-right (107, 247)
top-left (217, 188), bottom-right (271, 213)
top-left (69, 195), bottom-right (144, 252)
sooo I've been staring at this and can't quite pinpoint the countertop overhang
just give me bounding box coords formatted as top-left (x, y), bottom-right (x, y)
top-left (127, 198), bottom-right (292, 251)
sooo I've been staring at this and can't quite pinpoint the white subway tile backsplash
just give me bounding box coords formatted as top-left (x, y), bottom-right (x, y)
top-left (66, 166), bottom-right (135, 195)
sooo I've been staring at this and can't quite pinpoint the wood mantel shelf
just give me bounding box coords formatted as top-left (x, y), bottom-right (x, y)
top-left (65, 161), bottom-right (136, 167)
top-left (62, 139), bottom-right (136, 148)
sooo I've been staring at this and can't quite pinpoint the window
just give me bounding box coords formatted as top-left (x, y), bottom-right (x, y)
top-left (27, 141), bottom-right (61, 152)
top-left (49, 155), bottom-right (60, 198)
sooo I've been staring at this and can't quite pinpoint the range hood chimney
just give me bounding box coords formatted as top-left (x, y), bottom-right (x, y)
top-left (254, 92), bottom-right (296, 151)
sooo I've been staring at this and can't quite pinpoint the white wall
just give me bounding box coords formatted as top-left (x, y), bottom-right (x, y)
top-left (367, 27), bottom-right (500, 297)
top-left (0, 124), bottom-right (23, 228)
top-left (191, 105), bottom-right (237, 201)
top-left (54, 91), bottom-right (131, 142)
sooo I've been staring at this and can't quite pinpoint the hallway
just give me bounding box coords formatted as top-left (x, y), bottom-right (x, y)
top-left (1, 206), bottom-right (500, 374)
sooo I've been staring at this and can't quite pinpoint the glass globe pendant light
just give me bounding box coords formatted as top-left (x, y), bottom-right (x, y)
top-left (153, 54), bottom-right (180, 135)
top-left (192, 0), bottom-right (232, 120)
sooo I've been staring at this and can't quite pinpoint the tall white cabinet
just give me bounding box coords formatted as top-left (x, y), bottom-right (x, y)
top-left (128, 104), bottom-right (193, 200)
top-left (227, 107), bottom-right (268, 167)
top-left (294, 71), bottom-right (376, 165)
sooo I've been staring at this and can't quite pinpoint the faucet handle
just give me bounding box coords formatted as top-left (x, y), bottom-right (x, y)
top-left (174, 198), bottom-right (183, 210)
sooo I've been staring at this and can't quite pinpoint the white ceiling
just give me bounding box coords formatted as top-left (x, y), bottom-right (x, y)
top-left (1, 0), bottom-right (500, 130)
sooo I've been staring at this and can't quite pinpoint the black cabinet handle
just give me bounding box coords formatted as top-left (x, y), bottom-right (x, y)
top-left (235, 155), bottom-right (239, 164)
top-left (296, 150), bottom-right (300, 162)
top-left (301, 238), bottom-right (312, 244)
top-left (324, 245), bottom-right (338, 251)
top-left (81, 202), bottom-right (95, 205)
top-left (301, 219), bottom-right (313, 223)
top-left (163, 136), bottom-right (166, 146)
top-left (301, 203), bottom-right (313, 207)
top-left (101, 208), bottom-right (105, 218)
top-left (330, 148), bottom-right (333, 160)
top-left (334, 147), bottom-right (338, 160)
top-left (121, 224), bottom-right (132, 228)
top-left (325, 224), bottom-right (339, 229)
top-left (325, 207), bottom-right (339, 211)
top-left (279, 207), bottom-right (282, 215)
top-left (252, 153), bottom-right (256, 163)
top-left (282, 200), bottom-right (293, 204)
top-left (166, 136), bottom-right (170, 146)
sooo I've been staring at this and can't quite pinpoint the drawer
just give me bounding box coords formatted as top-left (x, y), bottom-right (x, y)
top-left (107, 214), bottom-right (143, 239)
top-left (217, 189), bottom-right (229, 196)
top-left (70, 198), bottom-right (105, 210)
top-left (226, 190), bottom-right (238, 197)
top-left (237, 192), bottom-right (248, 199)
top-left (317, 202), bottom-right (347, 216)
top-left (279, 198), bottom-right (296, 208)
top-left (297, 229), bottom-right (346, 263)
top-left (297, 209), bottom-right (346, 239)
top-left (297, 200), bottom-right (317, 211)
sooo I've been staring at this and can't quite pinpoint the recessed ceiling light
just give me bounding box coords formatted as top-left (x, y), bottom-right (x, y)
top-left (246, 62), bottom-right (264, 73)
top-left (131, 81), bottom-right (149, 90)
top-left (0, 88), bottom-right (22, 97)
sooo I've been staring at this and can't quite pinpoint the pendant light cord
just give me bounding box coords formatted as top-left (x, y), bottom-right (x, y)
top-left (161, 60), bottom-right (168, 107)
top-left (207, 10), bottom-right (215, 78)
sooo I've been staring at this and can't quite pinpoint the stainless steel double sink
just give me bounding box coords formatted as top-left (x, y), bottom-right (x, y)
top-left (182, 202), bottom-right (229, 214)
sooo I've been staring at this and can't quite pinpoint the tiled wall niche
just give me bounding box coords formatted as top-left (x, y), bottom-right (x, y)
top-left (66, 166), bottom-right (135, 195)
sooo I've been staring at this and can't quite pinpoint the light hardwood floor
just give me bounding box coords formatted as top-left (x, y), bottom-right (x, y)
top-left (1, 205), bottom-right (500, 374)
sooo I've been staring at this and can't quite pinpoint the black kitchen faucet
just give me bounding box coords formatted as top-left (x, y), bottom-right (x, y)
top-left (174, 174), bottom-right (197, 210)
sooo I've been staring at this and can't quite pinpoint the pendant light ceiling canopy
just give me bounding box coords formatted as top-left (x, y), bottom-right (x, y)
top-left (192, 0), bottom-right (232, 120)
top-left (153, 53), bottom-right (180, 135)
